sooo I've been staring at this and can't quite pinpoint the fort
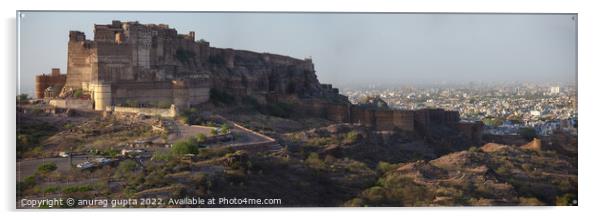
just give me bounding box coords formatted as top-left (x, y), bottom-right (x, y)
top-left (34, 20), bottom-right (482, 144)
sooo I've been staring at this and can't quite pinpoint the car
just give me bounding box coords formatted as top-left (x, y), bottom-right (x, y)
top-left (58, 152), bottom-right (70, 158)
top-left (94, 157), bottom-right (114, 164)
top-left (76, 161), bottom-right (95, 169)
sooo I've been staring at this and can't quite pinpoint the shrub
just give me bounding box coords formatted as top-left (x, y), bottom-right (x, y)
top-left (17, 94), bottom-right (29, 103)
top-left (343, 131), bottom-right (359, 144)
top-left (377, 161), bottom-right (397, 174)
top-left (195, 133), bottom-right (207, 143)
top-left (220, 124), bottom-right (231, 135)
top-left (171, 138), bottom-right (199, 155)
top-left (73, 89), bottom-right (83, 99)
top-left (37, 162), bottom-right (57, 174)
top-left (44, 186), bottom-right (61, 194)
top-left (305, 152), bottom-right (325, 169)
top-left (114, 160), bottom-right (138, 179)
top-left (495, 166), bottom-right (510, 176)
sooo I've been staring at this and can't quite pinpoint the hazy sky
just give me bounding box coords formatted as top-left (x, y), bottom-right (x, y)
top-left (18, 12), bottom-right (577, 95)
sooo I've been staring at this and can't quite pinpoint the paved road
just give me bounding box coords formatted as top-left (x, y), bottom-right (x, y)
top-left (17, 156), bottom-right (90, 181)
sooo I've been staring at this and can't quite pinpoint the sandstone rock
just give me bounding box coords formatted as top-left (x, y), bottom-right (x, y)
top-left (521, 138), bottom-right (542, 152)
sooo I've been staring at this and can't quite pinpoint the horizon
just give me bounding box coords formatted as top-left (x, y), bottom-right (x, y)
top-left (17, 12), bottom-right (577, 96)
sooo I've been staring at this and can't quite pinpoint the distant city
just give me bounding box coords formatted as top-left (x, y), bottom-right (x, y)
top-left (342, 82), bottom-right (577, 137)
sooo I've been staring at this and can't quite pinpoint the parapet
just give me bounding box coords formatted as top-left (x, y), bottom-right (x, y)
top-left (69, 31), bottom-right (86, 42)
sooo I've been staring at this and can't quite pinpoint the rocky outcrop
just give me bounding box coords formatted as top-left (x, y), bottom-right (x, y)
top-left (347, 142), bottom-right (577, 206)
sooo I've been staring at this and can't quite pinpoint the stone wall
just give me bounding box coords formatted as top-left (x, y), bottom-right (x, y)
top-left (35, 68), bottom-right (67, 98)
top-left (49, 99), bottom-right (93, 110)
top-left (457, 121), bottom-right (484, 144)
top-left (111, 105), bottom-right (177, 118)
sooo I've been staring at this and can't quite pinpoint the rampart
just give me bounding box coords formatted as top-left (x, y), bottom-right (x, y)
top-left (110, 105), bottom-right (177, 118)
top-left (34, 68), bottom-right (67, 99)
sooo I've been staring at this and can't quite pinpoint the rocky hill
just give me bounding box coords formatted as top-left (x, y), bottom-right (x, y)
top-left (346, 141), bottom-right (577, 206)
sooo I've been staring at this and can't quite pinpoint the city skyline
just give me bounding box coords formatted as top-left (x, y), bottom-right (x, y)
top-left (18, 12), bottom-right (577, 95)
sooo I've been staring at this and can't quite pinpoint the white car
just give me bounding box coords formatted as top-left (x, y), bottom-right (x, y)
top-left (76, 161), bottom-right (95, 169)
top-left (94, 157), bottom-right (113, 164)
top-left (58, 152), bottom-right (70, 158)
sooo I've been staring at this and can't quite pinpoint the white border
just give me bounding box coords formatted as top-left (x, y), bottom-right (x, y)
top-left (2, 0), bottom-right (600, 219)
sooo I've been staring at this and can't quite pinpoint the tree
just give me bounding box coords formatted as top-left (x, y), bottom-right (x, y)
top-left (171, 138), bottom-right (199, 155)
top-left (210, 129), bottom-right (218, 136)
top-left (17, 94), bottom-right (29, 103)
top-left (220, 124), bottom-right (231, 135)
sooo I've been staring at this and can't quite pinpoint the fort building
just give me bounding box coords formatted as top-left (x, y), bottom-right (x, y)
top-left (34, 68), bottom-right (66, 99)
top-left (34, 20), bottom-right (482, 144)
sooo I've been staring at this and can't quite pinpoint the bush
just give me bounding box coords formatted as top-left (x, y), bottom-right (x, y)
top-left (114, 160), bottom-right (138, 179)
top-left (220, 124), bottom-right (231, 135)
top-left (37, 162), bottom-right (57, 174)
top-left (377, 161), bottom-right (397, 174)
top-left (343, 131), bottom-right (359, 144)
top-left (73, 89), bottom-right (83, 99)
top-left (17, 94), bottom-right (29, 103)
top-left (171, 138), bottom-right (199, 155)
top-left (495, 166), bottom-right (510, 176)
top-left (195, 133), bottom-right (207, 143)
top-left (305, 152), bottom-right (325, 169)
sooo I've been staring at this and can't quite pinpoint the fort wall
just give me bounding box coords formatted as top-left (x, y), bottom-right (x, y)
top-left (111, 105), bottom-right (177, 118)
top-left (49, 99), bottom-right (93, 110)
top-left (34, 68), bottom-right (67, 99)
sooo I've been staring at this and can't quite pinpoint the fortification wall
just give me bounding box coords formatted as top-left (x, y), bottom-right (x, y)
top-left (111, 105), bottom-right (177, 118)
top-left (393, 110), bottom-right (414, 131)
top-left (66, 31), bottom-right (96, 89)
top-left (49, 99), bottom-right (93, 110)
top-left (457, 122), bottom-right (484, 145)
top-left (35, 69), bottom-right (67, 98)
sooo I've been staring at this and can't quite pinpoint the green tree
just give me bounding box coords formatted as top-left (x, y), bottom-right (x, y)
top-left (220, 124), bottom-right (231, 135)
top-left (171, 138), bottom-right (199, 155)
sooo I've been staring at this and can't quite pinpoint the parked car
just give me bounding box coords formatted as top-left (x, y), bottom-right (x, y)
top-left (76, 161), bottom-right (95, 169)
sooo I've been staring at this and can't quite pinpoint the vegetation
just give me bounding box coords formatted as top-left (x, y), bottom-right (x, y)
top-left (17, 94), bottom-right (29, 103)
top-left (16, 121), bottom-right (57, 158)
top-left (73, 89), bottom-right (83, 99)
top-left (36, 162), bottom-right (57, 174)
top-left (263, 101), bottom-right (294, 118)
top-left (113, 160), bottom-right (138, 179)
top-left (171, 137), bottom-right (200, 155)
top-left (195, 133), bottom-right (207, 143)
top-left (220, 124), bottom-right (231, 135)
top-left (482, 116), bottom-right (503, 127)
top-left (343, 131), bottom-right (359, 144)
